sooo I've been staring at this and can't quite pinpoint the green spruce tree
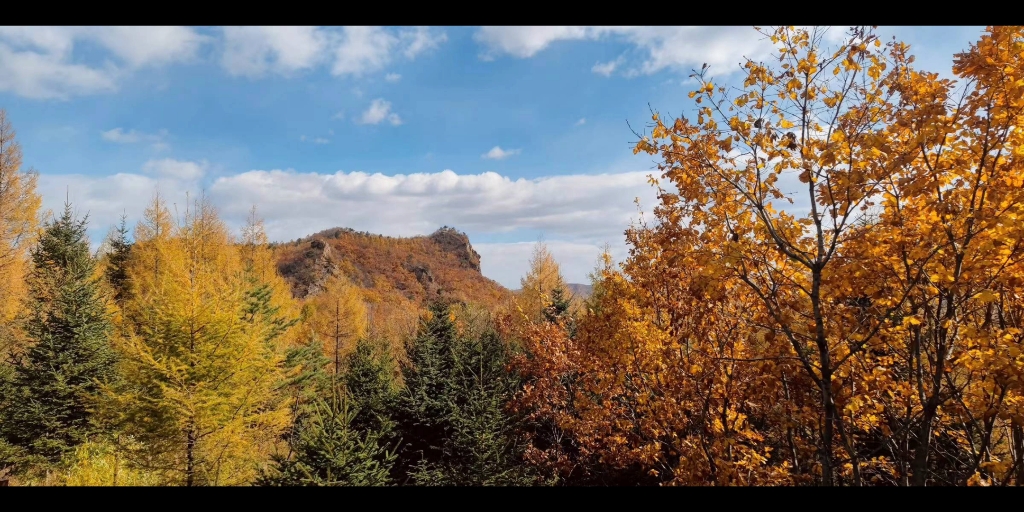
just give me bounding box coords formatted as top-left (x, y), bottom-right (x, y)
top-left (543, 286), bottom-right (576, 338)
top-left (1, 201), bottom-right (117, 463)
top-left (257, 386), bottom-right (395, 486)
top-left (102, 214), bottom-right (133, 307)
top-left (395, 299), bottom-right (534, 485)
top-left (343, 337), bottom-right (398, 436)
top-left (262, 337), bottom-right (396, 486)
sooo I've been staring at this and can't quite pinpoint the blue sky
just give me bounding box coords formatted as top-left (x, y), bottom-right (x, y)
top-left (0, 26), bottom-right (987, 288)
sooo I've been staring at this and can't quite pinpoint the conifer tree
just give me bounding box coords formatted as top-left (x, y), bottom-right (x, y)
top-left (106, 196), bottom-right (289, 486)
top-left (343, 337), bottom-right (398, 436)
top-left (102, 215), bottom-right (132, 307)
top-left (394, 300), bottom-right (459, 483)
top-left (257, 387), bottom-right (395, 486)
top-left (263, 335), bottom-right (397, 486)
top-left (518, 242), bottom-right (567, 323)
top-left (0, 109), bottom-right (41, 329)
top-left (1, 202), bottom-right (116, 463)
top-left (395, 300), bottom-right (533, 485)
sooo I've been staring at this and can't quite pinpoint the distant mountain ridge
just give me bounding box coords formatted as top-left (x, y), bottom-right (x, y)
top-left (512, 283), bottom-right (593, 299)
top-left (565, 283), bottom-right (593, 298)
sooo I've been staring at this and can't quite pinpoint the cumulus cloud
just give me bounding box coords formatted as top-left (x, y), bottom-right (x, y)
top-left (482, 146), bottom-right (520, 160)
top-left (0, 26), bottom-right (207, 100)
top-left (591, 57), bottom-right (624, 77)
top-left (357, 99), bottom-right (402, 126)
top-left (221, 26), bottom-right (328, 78)
top-left (331, 26), bottom-right (445, 77)
top-left (202, 169), bottom-right (657, 245)
top-left (474, 26), bottom-right (772, 77)
top-left (476, 240), bottom-right (626, 288)
top-left (474, 26), bottom-right (598, 59)
top-left (0, 26), bottom-right (447, 98)
top-left (385, 72), bottom-right (401, 82)
top-left (401, 26), bottom-right (447, 59)
top-left (141, 158), bottom-right (207, 181)
top-left (220, 26), bottom-right (446, 79)
top-left (37, 167), bottom-right (658, 287)
top-left (575, 118), bottom-right (586, 126)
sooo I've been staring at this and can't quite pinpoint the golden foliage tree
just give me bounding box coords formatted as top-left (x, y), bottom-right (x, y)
top-left (304, 275), bottom-right (368, 375)
top-left (0, 109), bottom-right (41, 340)
top-left (518, 242), bottom-right (568, 323)
top-left (517, 25), bottom-right (1024, 486)
top-left (105, 195), bottom-right (291, 486)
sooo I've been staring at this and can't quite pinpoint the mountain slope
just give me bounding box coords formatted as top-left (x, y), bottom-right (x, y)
top-left (565, 283), bottom-right (593, 299)
top-left (274, 226), bottom-right (510, 310)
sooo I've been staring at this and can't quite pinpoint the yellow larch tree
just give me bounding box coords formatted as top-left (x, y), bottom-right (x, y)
top-left (518, 241), bottom-right (568, 323)
top-left (303, 274), bottom-right (368, 375)
top-left (105, 195), bottom-right (291, 486)
top-left (0, 109), bottom-right (41, 351)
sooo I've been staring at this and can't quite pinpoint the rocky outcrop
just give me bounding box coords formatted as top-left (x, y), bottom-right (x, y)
top-left (279, 238), bottom-right (338, 298)
top-left (275, 225), bottom-right (509, 310)
top-left (429, 227), bottom-right (481, 272)
top-left (403, 260), bottom-right (439, 296)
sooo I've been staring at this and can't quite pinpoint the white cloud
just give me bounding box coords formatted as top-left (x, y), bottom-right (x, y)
top-left (592, 57), bottom-right (624, 77)
top-left (331, 26), bottom-right (445, 77)
top-left (357, 98), bottom-right (402, 126)
top-left (333, 111), bottom-right (345, 120)
top-left (141, 158), bottom-right (207, 181)
top-left (477, 240), bottom-right (625, 288)
top-left (300, 134), bottom-right (330, 144)
top-left (36, 167), bottom-right (658, 288)
top-left (101, 128), bottom-right (169, 150)
top-left (474, 26), bottom-right (771, 77)
top-left (0, 26), bottom-right (446, 99)
top-left (39, 173), bottom-right (179, 233)
top-left (385, 72), bottom-right (401, 82)
top-left (202, 169), bottom-right (656, 245)
top-left (86, 26), bottom-right (207, 68)
top-left (575, 118), bottom-right (586, 126)
top-left (482, 146), bottom-right (520, 160)
top-left (474, 26), bottom-right (599, 58)
top-left (400, 26), bottom-right (447, 59)
top-left (0, 26), bottom-right (207, 100)
top-left (221, 26), bottom-right (327, 78)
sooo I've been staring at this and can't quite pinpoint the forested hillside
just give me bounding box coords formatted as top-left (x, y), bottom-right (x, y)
top-left (2, 25), bottom-right (1023, 486)
top-left (274, 226), bottom-right (510, 342)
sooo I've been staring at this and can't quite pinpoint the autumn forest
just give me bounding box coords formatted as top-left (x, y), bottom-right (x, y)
top-left (1, 26), bottom-right (1023, 486)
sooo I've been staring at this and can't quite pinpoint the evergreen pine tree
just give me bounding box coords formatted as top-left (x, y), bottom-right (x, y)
top-left (393, 300), bottom-right (459, 483)
top-left (281, 336), bottom-right (335, 425)
top-left (543, 286), bottom-right (572, 323)
top-left (395, 300), bottom-right (534, 485)
top-left (343, 337), bottom-right (398, 436)
top-left (257, 387), bottom-right (395, 486)
top-left (0, 202), bottom-right (116, 463)
top-left (543, 286), bottom-right (576, 339)
top-left (262, 336), bottom-right (397, 486)
top-left (103, 215), bottom-right (132, 307)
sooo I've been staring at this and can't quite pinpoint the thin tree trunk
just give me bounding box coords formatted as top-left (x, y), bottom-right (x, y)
top-left (186, 417), bottom-right (197, 487)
